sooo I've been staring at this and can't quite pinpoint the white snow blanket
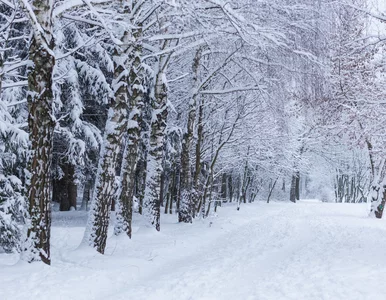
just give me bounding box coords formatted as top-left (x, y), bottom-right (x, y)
top-left (1, 201), bottom-right (385, 300)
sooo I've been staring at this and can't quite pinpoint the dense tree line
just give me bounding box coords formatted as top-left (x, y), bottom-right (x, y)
top-left (0, 0), bottom-right (385, 264)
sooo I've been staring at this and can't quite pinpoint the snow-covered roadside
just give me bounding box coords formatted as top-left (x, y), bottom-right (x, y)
top-left (1, 202), bottom-right (386, 300)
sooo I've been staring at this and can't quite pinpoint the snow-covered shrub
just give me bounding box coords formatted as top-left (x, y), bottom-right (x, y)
top-left (0, 174), bottom-right (26, 252)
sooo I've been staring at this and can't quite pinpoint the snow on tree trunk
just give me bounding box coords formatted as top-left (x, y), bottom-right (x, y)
top-left (192, 98), bottom-right (204, 218)
top-left (83, 41), bottom-right (129, 253)
top-left (136, 140), bottom-right (148, 215)
top-left (0, 54), bottom-right (3, 95)
top-left (144, 60), bottom-right (168, 231)
top-left (21, 0), bottom-right (55, 265)
top-left (369, 159), bottom-right (386, 218)
top-left (115, 29), bottom-right (144, 238)
top-left (179, 49), bottom-right (202, 223)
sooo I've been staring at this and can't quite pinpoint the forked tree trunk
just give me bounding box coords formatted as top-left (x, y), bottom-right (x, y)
top-left (204, 113), bottom-right (239, 217)
top-left (267, 177), bottom-right (278, 204)
top-left (22, 0), bottom-right (55, 265)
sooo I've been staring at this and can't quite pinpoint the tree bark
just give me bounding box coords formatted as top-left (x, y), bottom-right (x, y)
top-left (53, 163), bottom-right (77, 211)
top-left (115, 25), bottom-right (144, 238)
top-left (369, 158), bottom-right (386, 218)
top-left (267, 177), bottom-right (278, 204)
top-left (240, 147), bottom-right (250, 204)
top-left (295, 171), bottom-right (300, 201)
top-left (179, 48), bottom-right (202, 223)
top-left (81, 177), bottom-right (92, 211)
top-left (136, 140), bottom-right (147, 215)
top-left (83, 35), bottom-right (129, 253)
top-left (144, 52), bottom-right (169, 231)
top-left (290, 173), bottom-right (297, 203)
top-left (23, 0), bottom-right (55, 265)
top-left (192, 97), bottom-right (204, 218)
top-left (221, 173), bottom-right (227, 202)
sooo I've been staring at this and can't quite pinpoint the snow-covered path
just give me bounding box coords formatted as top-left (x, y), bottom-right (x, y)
top-left (2, 202), bottom-right (386, 300)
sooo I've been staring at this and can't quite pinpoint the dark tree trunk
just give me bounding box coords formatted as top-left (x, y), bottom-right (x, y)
top-left (53, 163), bottom-right (77, 211)
top-left (295, 171), bottom-right (300, 201)
top-left (221, 173), bottom-right (227, 202)
top-left (164, 185), bottom-right (170, 214)
top-left (24, 4), bottom-right (55, 264)
top-left (290, 174), bottom-right (297, 203)
top-left (160, 169), bottom-right (165, 207)
top-left (374, 187), bottom-right (386, 219)
top-left (239, 147), bottom-right (250, 204)
top-left (81, 178), bottom-right (92, 210)
top-left (136, 146), bottom-right (147, 215)
top-left (267, 177), bottom-right (278, 204)
top-left (228, 175), bottom-right (233, 203)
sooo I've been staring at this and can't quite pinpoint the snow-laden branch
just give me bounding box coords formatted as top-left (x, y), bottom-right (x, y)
top-left (1, 61), bottom-right (33, 75)
top-left (0, 0), bottom-right (15, 9)
top-left (56, 35), bottom-right (99, 60)
top-left (79, 0), bottom-right (124, 45)
top-left (53, 0), bottom-right (113, 17)
top-left (199, 86), bottom-right (261, 95)
top-left (18, 0), bottom-right (55, 56)
top-left (1, 80), bottom-right (28, 89)
top-left (341, 2), bottom-right (386, 22)
top-left (61, 13), bottom-right (104, 27)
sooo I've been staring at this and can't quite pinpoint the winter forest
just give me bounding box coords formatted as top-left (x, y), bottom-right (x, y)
top-left (1, 0), bottom-right (386, 298)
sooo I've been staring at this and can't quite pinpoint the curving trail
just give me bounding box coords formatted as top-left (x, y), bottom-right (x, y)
top-left (108, 202), bottom-right (386, 300)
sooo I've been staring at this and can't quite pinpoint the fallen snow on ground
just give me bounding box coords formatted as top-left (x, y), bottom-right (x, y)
top-left (1, 201), bottom-right (386, 300)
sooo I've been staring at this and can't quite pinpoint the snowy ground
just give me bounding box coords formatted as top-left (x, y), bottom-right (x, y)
top-left (1, 201), bottom-right (386, 300)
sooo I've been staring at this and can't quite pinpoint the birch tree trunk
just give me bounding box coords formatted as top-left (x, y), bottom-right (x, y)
top-left (21, 0), bottom-right (55, 265)
top-left (144, 55), bottom-right (168, 231)
top-left (179, 48), bottom-right (202, 223)
top-left (369, 157), bottom-right (386, 218)
top-left (83, 35), bottom-right (129, 253)
top-left (115, 27), bottom-right (144, 238)
top-left (192, 98), bottom-right (204, 218)
top-left (136, 139), bottom-right (148, 215)
top-left (0, 54), bottom-right (3, 96)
